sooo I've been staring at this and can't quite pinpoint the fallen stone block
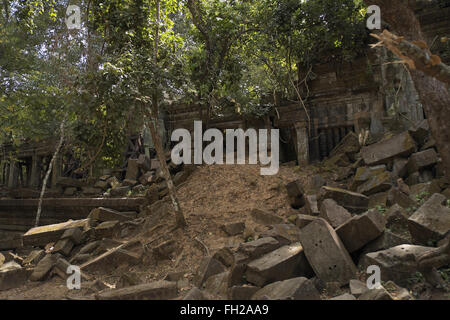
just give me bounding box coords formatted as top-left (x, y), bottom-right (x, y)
top-left (358, 286), bottom-right (393, 300)
top-left (285, 180), bottom-right (306, 208)
top-left (80, 244), bottom-right (142, 273)
top-left (212, 247), bottom-right (235, 268)
top-left (94, 220), bottom-right (120, 239)
top-left (330, 293), bottom-right (356, 300)
top-left (245, 243), bottom-right (312, 287)
top-left (387, 187), bottom-right (417, 209)
top-left (238, 237), bottom-right (281, 260)
top-left (259, 224), bottom-right (302, 245)
top-left (295, 214), bottom-right (321, 229)
top-left (60, 227), bottom-right (84, 245)
top-left (88, 207), bottom-right (133, 223)
top-left (319, 199), bottom-right (352, 228)
top-left (361, 244), bottom-right (433, 285)
top-left (356, 170), bottom-right (392, 196)
top-left (298, 219), bottom-right (357, 285)
top-left (228, 285), bottom-right (260, 300)
top-left (23, 249), bottom-right (45, 266)
top-left (252, 277), bottom-right (320, 300)
top-left (351, 165), bottom-right (387, 191)
top-left (22, 219), bottom-right (89, 247)
top-left (407, 149), bottom-right (438, 174)
top-left (408, 193), bottom-right (450, 245)
top-left (349, 279), bottom-right (369, 297)
top-left (0, 261), bottom-right (30, 291)
top-left (250, 208), bottom-right (284, 225)
top-left (221, 222), bottom-right (245, 236)
top-left (30, 253), bottom-right (59, 281)
top-left (53, 238), bottom-right (74, 256)
top-left (361, 132), bottom-right (416, 165)
top-left (392, 158), bottom-right (409, 178)
top-left (409, 119), bottom-right (430, 146)
top-left (183, 287), bottom-right (207, 300)
top-left (204, 271), bottom-right (229, 298)
top-left (318, 186), bottom-right (369, 214)
top-left (97, 280), bottom-right (177, 300)
top-left (336, 209), bottom-right (386, 253)
top-left (361, 231), bottom-right (410, 256)
top-left (304, 195), bottom-right (320, 216)
top-left (110, 186), bottom-right (131, 197)
top-left (125, 159), bottom-right (140, 181)
top-left (385, 204), bottom-right (409, 232)
top-left (194, 256), bottom-right (227, 287)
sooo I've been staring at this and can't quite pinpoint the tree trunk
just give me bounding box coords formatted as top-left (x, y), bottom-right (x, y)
top-left (364, 0), bottom-right (450, 181)
top-left (35, 117), bottom-right (66, 227)
top-left (148, 0), bottom-right (186, 228)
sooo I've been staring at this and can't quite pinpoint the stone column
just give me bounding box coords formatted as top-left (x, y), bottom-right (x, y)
top-left (7, 161), bottom-right (19, 188)
top-left (51, 155), bottom-right (62, 188)
top-left (295, 124), bottom-right (309, 166)
top-left (30, 155), bottom-right (41, 188)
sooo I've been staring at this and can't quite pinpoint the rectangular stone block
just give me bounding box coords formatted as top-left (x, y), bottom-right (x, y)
top-left (299, 219), bottom-right (356, 285)
top-left (361, 132), bottom-right (416, 165)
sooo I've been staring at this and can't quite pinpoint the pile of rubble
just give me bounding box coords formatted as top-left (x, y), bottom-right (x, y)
top-left (182, 120), bottom-right (449, 300)
top-left (55, 153), bottom-right (191, 200)
top-left (1, 120), bottom-right (449, 300)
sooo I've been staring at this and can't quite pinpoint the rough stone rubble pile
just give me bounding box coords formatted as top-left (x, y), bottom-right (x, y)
top-left (184, 120), bottom-right (449, 300)
top-left (1, 120), bottom-right (449, 300)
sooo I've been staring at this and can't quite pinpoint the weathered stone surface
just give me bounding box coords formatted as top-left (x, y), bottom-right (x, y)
top-left (319, 199), bottom-right (352, 228)
top-left (298, 219), bottom-right (356, 285)
top-left (0, 261), bottom-right (30, 291)
top-left (410, 182), bottom-right (441, 200)
top-left (361, 132), bottom-right (416, 165)
top-left (125, 159), bottom-right (140, 181)
top-left (336, 209), bottom-right (386, 253)
top-left (351, 165), bottom-right (386, 190)
top-left (122, 179), bottom-right (138, 187)
top-left (387, 187), bottom-right (417, 209)
top-left (80, 244), bottom-right (142, 273)
top-left (194, 257), bottom-right (227, 287)
top-left (30, 253), bottom-right (59, 281)
top-left (250, 208), bottom-right (284, 225)
top-left (252, 277), bottom-right (320, 300)
top-left (110, 186), bottom-right (131, 197)
top-left (392, 158), bottom-right (409, 178)
top-left (89, 207), bottom-right (132, 223)
top-left (23, 249), bottom-right (45, 266)
top-left (64, 187), bottom-right (77, 196)
top-left (60, 227), bottom-right (84, 245)
top-left (204, 271), bottom-right (229, 297)
top-left (304, 195), bottom-right (320, 216)
top-left (349, 279), bottom-right (369, 297)
top-left (330, 293), bottom-right (356, 300)
top-left (356, 170), bottom-right (392, 196)
top-left (97, 280), bottom-right (177, 300)
top-left (318, 186), bottom-right (369, 214)
top-left (245, 243), bottom-right (312, 287)
top-left (285, 180), bottom-right (306, 208)
top-left (358, 287), bottom-right (393, 300)
top-left (407, 149), bottom-right (438, 174)
top-left (361, 231), bottom-right (410, 256)
top-left (368, 192), bottom-right (388, 208)
top-left (212, 247), bottom-right (235, 267)
top-left (222, 222), bottom-right (245, 236)
top-left (22, 219), bottom-right (89, 247)
top-left (183, 287), bottom-right (207, 300)
top-left (408, 193), bottom-right (450, 245)
top-left (56, 177), bottom-right (87, 188)
top-left (228, 285), bottom-right (260, 300)
top-left (409, 119), bottom-right (430, 146)
top-left (81, 187), bottom-right (102, 196)
top-left (330, 132), bottom-right (360, 158)
top-left (106, 176), bottom-right (120, 189)
top-left (94, 220), bottom-right (120, 239)
top-left (260, 224), bottom-right (302, 245)
top-left (385, 204), bottom-right (409, 232)
top-left (153, 240), bottom-right (177, 259)
top-left (295, 214), bottom-right (321, 229)
top-left (362, 245), bottom-right (432, 285)
top-left (384, 281), bottom-right (414, 300)
top-left (238, 237), bottom-right (280, 260)
top-left (53, 238), bottom-right (74, 256)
